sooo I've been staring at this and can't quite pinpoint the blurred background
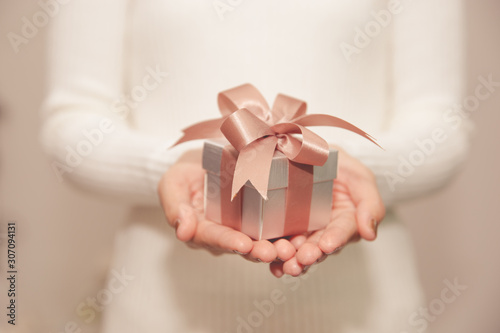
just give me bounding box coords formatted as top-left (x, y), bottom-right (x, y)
top-left (0, 1), bottom-right (499, 332)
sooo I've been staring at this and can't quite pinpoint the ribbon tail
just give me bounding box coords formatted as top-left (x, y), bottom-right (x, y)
top-left (231, 136), bottom-right (278, 200)
top-left (293, 114), bottom-right (383, 149)
top-left (171, 118), bottom-right (225, 147)
top-left (220, 108), bottom-right (275, 151)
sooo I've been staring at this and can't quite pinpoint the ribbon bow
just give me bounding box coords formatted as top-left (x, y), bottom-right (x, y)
top-left (173, 83), bottom-right (380, 200)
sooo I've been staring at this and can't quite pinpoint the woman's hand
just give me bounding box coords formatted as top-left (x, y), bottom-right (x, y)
top-left (269, 146), bottom-right (385, 277)
top-left (158, 149), bottom-right (297, 263)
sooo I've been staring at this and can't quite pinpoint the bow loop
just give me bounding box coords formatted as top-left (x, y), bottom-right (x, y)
top-left (218, 83), bottom-right (270, 119)
top-left (220, 108), bottom-right (275, 151)
top-left (271, 94), bottom-right (307, 124)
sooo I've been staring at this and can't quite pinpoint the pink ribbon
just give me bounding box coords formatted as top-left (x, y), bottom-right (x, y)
top-left (173, 83), bottom-right (380, 200)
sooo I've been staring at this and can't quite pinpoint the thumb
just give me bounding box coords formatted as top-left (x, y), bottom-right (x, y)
top-left (340, 158), bottom-right (385, 241)
top-left (351, 179), bottom-right (385, 240)
top-left (158, 164), bottom-right (198, 241)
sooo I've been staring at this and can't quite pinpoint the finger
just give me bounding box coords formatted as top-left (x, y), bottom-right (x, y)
top-left (239, 254), bottom-right (260, 263)
top-left (248, 240), bottom-right (278, 263)
top-left (295, 231), bottom-right (324, 266)
top-left (356, 209), bottom-right (382, 241)
top-left (175, 203), bottom-right (198, 242)
top-left (317, 253), bottom-right (328, 263)
top-left (296, 243), bottom-right (323, 266)
top-left (344, 168), bottom-right (385, 241)
top-left (158, 165), bottom-right (194, 225)
top-left (273, 239), bottom-right (296, 261)
top-left (269, 261), bottom-right (285, 278)
top-left (194, 220), bottom-right (254, 255)
top-left (283, 257), bottom-right (305, 277)
top-left (318, 211), bottom-right (357, 254)
top-left (289, 234), bottom-right (307, 250)
top-left (299, 264), bottom-right (312, 276)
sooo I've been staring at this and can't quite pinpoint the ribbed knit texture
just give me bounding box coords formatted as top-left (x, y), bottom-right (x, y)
top-left (40, 0), bottom-right (468, 332)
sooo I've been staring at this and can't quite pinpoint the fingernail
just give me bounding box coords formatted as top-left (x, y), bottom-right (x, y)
top-left (371, 218), bottom-right (378, 237)
top-left (298, 265), bottom-right (312, 277)
top-left (325, 246), bottom-right (344, 255)
top-left (334, 246), bottom-right (344, 253)
top-left (316, 255), bottom-right (327, 263)
top-left (233, 250), bottom-right (246, 255)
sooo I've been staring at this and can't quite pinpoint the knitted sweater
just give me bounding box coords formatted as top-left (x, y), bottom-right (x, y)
top-left (40, 1), bottom-right (469, 332)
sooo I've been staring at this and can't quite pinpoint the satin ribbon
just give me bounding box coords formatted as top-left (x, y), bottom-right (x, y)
top-left (173, 83), bottom-right (380, 201)
top-left (219, 146), bottom-right (243, 232)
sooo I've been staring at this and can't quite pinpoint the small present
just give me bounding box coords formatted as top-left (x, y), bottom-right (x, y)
top-left (202, 139), bottom-right (338, 240)
top-left (171, 83), bottom-right (380, 240)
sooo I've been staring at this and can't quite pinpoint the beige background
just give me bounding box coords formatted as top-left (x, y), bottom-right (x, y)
top-left (0, 1), bottom-right (499, 332)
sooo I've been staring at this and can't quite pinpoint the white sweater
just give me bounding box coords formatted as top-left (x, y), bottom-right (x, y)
top-left (41, 0), bottom-right (470, 208)
top-left (40, 1), bottom-right (470, 332)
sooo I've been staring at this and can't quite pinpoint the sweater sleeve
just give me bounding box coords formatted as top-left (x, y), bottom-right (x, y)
top-left (341, 0), bottom-right (472, 206)
top-left (39, 0), bottom-right (200, 206)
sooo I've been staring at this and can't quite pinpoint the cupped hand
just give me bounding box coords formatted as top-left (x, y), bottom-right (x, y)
top-left (158, 149), bottom-right (297, 263)
top-left (270, 146), bottom-right (386, 277)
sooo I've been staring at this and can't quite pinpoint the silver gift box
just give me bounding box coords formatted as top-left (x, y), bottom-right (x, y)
top-left (202, 139), bottom-right (338, 240)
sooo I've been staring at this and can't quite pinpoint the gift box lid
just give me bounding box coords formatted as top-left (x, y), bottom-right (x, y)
top-left (202, 139), bottom-right (338, 190)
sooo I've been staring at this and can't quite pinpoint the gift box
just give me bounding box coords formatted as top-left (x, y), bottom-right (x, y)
top-left (202, 139), bottom-right (338, 240)
top-left (171, 83), bottom-right (379, 240)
